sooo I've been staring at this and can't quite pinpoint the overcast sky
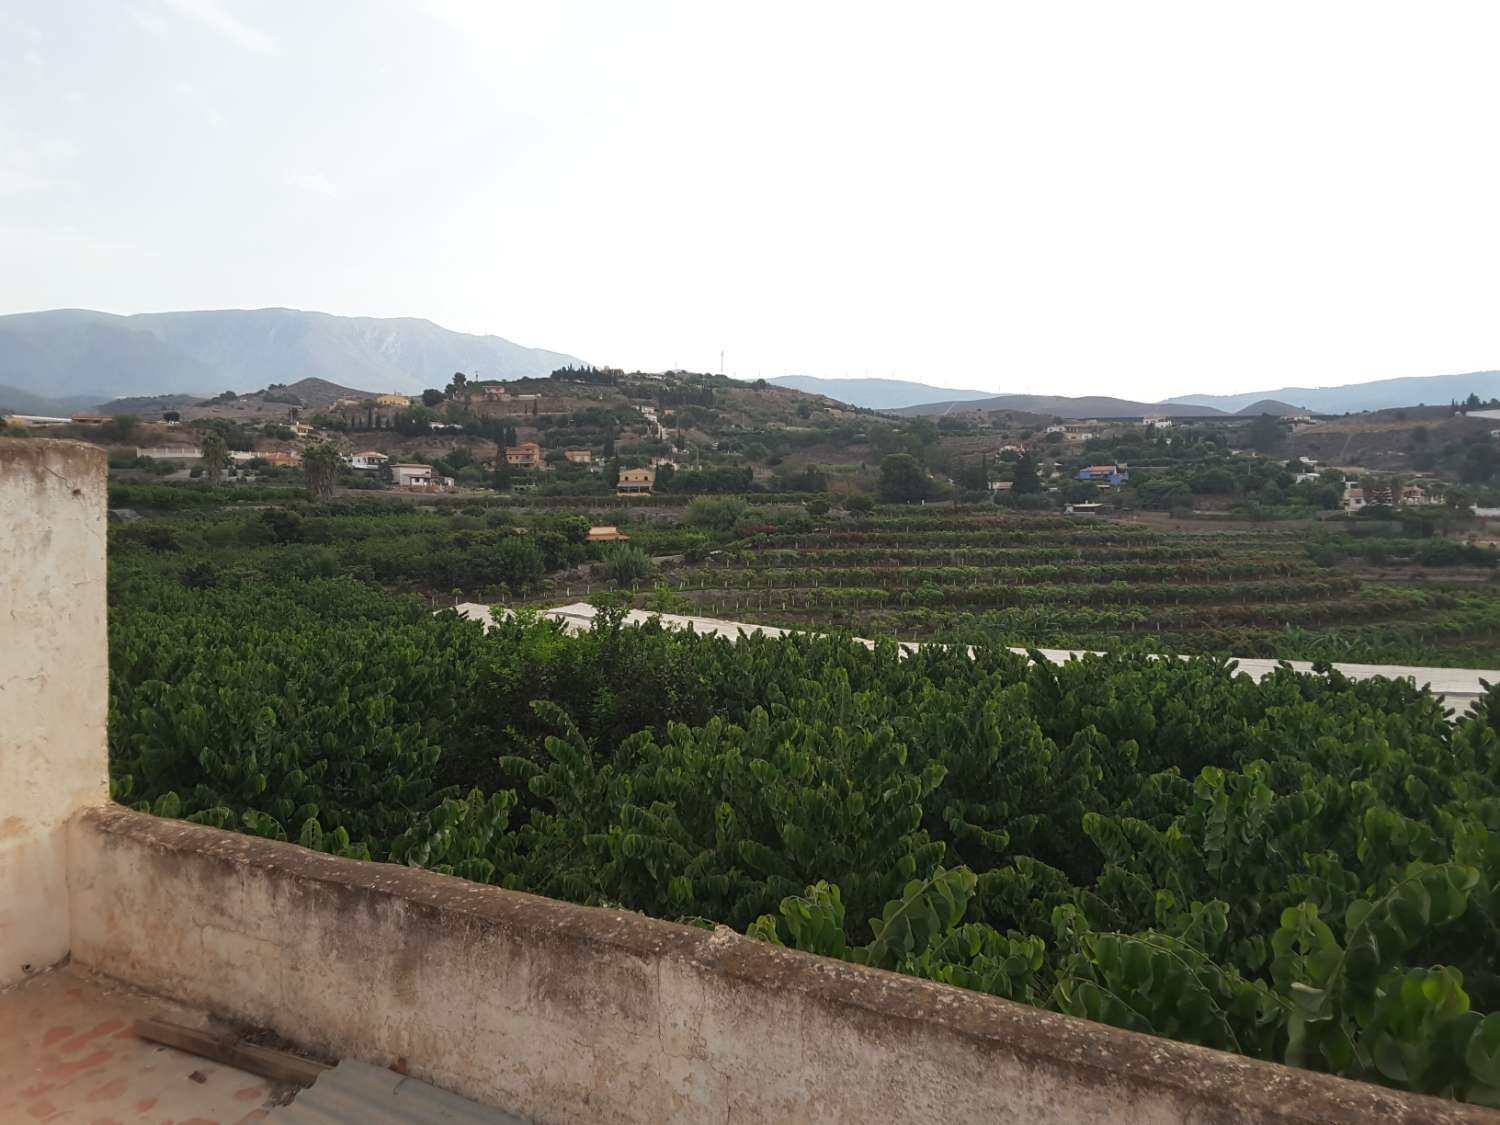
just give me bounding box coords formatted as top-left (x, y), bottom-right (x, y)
top-left (3, 2), bottom-right (1498, 400)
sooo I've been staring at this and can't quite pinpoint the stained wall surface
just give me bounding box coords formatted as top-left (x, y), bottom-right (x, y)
top-left (69, 807), bottom-right (1495, 1125)
top-left (0, 440), bottom-right (108, 986)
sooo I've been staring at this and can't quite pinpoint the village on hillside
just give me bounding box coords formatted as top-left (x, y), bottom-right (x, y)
top-left (6, 368), bottom-right (1500, 523)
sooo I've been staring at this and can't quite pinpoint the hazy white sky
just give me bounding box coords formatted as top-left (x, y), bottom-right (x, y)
top-left (3, 1), bottom-right (1499, 400)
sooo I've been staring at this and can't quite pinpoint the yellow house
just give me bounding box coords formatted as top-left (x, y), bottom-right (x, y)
top-left (616, 468), bottom-right (654, 495)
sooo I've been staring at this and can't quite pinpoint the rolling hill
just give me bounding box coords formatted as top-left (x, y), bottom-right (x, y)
top-left (1163, 370), bottom-right (1500, 414)
top-left (766, 375), bottom-right (995, 410)
top-left (0, 308), bottom-right (583, 403)
top-left (0, 382), bottom-right (105, 416)
top-left (1235, 399), bottom-right (1307, 416)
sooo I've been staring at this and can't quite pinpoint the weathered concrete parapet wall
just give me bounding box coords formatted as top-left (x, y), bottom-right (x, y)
top-left (70, 806), bottom-right (1495, 1125)
top-left (0, 439), bottom-right (109, 986)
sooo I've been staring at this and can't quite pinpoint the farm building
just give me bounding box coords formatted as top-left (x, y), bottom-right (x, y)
top-left (1075, 464), bottom-right (1129, 486)
top-left (394, 463), bottom-right (452, 491)
top-left (346, 450), bottom-right (388, 471)
top-left (506, 442), bottom-right (543, 469)
top-left (617, 467), bottom-right (655, 495)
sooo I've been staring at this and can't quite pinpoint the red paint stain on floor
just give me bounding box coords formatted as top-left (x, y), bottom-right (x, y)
top-left (43, 1026), bottom-right (73, 1046)
top-left (136, 1096), bottom-right (160, 1112)
top-left (44, 1048), bottom-right (112, 1076)
top-left (19, 1081), bottom-right (55, 1098)
top-left (233, 1085), bottom-right (267, 1101)
top-left (86, 1076), bottom-right (130, 1102)
top-left (58, 1021), bottom-right (126, 1053)
top-left (24, 1098), bottom-right (58, 1120)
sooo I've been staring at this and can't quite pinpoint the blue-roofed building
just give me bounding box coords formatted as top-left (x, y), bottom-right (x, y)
top-left (1075, 463), bottom-right (1129, 486)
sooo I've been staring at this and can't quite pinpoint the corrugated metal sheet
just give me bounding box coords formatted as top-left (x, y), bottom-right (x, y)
top-left (267, 1059), bottom-right (527, 1124)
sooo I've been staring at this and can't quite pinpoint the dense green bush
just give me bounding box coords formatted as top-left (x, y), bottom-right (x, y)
top-left (108, 573), bottom-right (1500, 1103)
top-left (601, 543), bottom-right (655, 585)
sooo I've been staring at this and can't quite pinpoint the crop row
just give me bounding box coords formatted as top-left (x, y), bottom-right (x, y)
top-left (730, 544), bottom-right (1279, 566)
top-left (668, 575), bottom-right (1358, 610)
top-left (676, 591), bottom-right (1426, 633)
top-left (680, 560), bottom-right (1319, 589)
top-left (779, 529), bottom-right (1303, 549)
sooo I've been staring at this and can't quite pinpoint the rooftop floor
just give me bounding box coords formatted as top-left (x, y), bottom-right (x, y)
top-left (0, 965), bottom-right (291, 1124)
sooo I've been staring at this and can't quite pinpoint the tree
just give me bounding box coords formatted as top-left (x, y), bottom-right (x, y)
top-left (844, 494), bottom-right (875, 514)
top-left (686, 495), bottom-right (749, 530)
top-left (422, 388), bottom-right (445, 407)
top-left (952, 458), bottom-right (990, 492)
top-left (447, 372), bottom-right (468, 399)
top-left (99, 414), bottom-right (141, 444)
top-left (1011, 453), bottom-right (1041, 494)
top-left (1190, 465), bottom-right (1237, 495)
top-left (1461, 442), bottom-right (1497, 484)
top-left (200, 431), bottom-right (229, 483)
top-left (303, 440), bottom-right (341, 501)
top-left (603, 543), bottom-right (655, 585)
top-left (1246, 414), bottom-right (1283, 454)
top-left (1062, 480), bottom-right (1098, 504)
top-left (878, 454), bottom-right (931, 503)
top-left (1135, 475), bottom-right (1192, 510)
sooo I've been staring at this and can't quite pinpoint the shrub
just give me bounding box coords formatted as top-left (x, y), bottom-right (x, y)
top-left (603, 543), bottom-right (655, 585)
top-left (686, 495), bottom-right (749, 531)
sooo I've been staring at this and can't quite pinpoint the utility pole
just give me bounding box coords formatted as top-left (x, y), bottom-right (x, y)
top-left (719, 350), bottom-right (724, 376)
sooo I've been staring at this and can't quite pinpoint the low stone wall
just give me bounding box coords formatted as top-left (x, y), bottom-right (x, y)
top-left (69, 806), bottom-right (1493, 1125)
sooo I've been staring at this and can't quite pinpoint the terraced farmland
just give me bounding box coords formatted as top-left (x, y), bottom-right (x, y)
top-left (663, 510), bottom-right (1500, 665)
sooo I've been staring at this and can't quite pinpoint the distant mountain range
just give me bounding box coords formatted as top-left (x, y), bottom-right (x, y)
top-left (766, 376), bottom-right (994, 410)
top-left (1162, 370), bottom-right (1500, 414)
top-left (5, 308), bottom-right (1499, 420)
top-left (787, 369), bottom-right (1500, 417)
top-left (891, 394), bottom-right (1227, 419)
top-left (0, 308), bottom-right (583, 409)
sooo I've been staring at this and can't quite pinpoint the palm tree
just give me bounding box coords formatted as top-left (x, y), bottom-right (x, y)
top-left (200, 431), bottom-right (229, 483)
top-left (302, 440), bottom-right (341, 501)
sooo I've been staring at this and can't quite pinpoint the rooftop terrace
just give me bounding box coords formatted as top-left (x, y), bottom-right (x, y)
top-left (4, 438), bottom-right (1498, 1124)
top-left (0, 966), bottom-right (288, 1123)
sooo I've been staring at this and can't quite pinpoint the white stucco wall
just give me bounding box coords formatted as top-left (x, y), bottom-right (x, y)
top-left (0, 439), bottom-right (109, 985)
